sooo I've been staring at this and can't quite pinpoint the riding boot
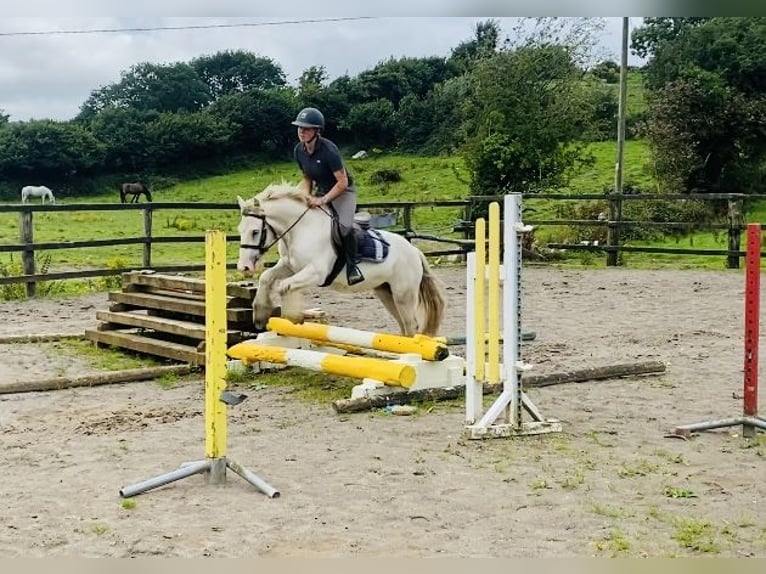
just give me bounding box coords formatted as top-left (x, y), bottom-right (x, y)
top-left (342, 231), bottom-right (365, 286)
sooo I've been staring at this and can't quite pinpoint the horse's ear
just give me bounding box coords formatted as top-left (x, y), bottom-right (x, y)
top-left (237, 196), bottom-right (247, 211)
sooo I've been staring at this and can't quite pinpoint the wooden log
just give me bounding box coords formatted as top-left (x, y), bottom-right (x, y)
top-left (331, 360), bottom-right (667, 414)
top-left (0, 333), bottom-right (84, 344)
top-left (0, 364), bottom-right (198, 395)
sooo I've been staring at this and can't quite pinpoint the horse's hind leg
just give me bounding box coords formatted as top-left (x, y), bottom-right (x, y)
top-left (385, 281), bottom-right (420, 336)
top-left (373, 285), bottom-right (406, 334)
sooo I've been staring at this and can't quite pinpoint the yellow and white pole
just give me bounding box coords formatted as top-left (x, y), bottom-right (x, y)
top-left (227, 342), bottom-right (417, 388)
top-left (266, 317), bottom-right (450, 361)
top-left (487, 202), bottom-right (501, 384)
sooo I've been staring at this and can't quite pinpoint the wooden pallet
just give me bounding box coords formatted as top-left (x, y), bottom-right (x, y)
top-left (85, 270), bottom-right (259, 365)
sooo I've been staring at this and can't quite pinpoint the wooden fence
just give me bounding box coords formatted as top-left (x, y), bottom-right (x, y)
top-left (0, 193), bottom-right (759, 297)
top-left (0, 200), bottom-right (468, 297)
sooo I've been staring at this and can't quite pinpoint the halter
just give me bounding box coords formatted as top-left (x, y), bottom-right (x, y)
top-left (240, 205), bottom-right (314, 255)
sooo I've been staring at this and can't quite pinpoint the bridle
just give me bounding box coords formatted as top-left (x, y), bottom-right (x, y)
top-left (240, 205), bottom-right (314, 256)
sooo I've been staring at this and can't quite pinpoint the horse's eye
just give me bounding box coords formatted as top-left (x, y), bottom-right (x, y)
top-left (251, 230), bottom-right (259, 238)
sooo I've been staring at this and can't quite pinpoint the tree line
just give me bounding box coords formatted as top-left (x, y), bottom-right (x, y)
top-left (0, 17), bottom-right (764, 201)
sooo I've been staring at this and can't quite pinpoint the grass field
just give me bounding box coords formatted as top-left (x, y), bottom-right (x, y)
top-left (0, 135), bottom-right (760, 299)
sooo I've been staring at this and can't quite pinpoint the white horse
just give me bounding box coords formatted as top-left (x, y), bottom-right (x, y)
top-left (236, 183), bottom-right (446, 336)
top-left (21, 185), bottom-right (55, 204)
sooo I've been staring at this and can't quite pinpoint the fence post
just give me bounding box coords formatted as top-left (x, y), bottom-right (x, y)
top-left (727, 198), bottom-right (744, 269)
top-left (403, 205), bottom-right (413, 242)
top-left (143, 206), bottom-right (153, 268)
top-left (606, 193), bottom-right (622, 266)
top-left (19, 210), bottom-right (36, 297)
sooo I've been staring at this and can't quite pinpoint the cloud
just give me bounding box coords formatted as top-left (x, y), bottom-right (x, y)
top-left (0, 16), bottom-right (643, 122)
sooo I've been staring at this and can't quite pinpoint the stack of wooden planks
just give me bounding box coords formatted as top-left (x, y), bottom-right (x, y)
top-left (85, 270), bottom-right (259, 365)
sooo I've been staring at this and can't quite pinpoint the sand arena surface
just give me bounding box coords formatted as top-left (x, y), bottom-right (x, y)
top-left (0, 266), bottom-right (764, 557)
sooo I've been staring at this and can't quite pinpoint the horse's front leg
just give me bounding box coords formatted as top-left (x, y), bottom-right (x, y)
top-left (277, 265), bottom-right (324, 297)
top-left (253, 261), bottom-right (293, 330)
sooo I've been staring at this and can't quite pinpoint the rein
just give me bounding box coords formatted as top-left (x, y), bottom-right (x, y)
top-left (240, 205), bottom-right (313, 254)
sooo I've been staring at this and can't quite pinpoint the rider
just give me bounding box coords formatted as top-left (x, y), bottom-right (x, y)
top-left (292, 106), bottom-right (364, 286)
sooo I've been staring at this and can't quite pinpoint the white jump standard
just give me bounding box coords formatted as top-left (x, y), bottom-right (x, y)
top-left (464, 194), bottom-right (562, 439)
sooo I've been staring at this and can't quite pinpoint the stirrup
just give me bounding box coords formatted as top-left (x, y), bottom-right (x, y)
top-left (346, 265), bottom-right (365, 286)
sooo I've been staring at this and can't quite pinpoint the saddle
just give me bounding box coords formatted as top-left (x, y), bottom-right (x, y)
top-left (320, 213), bottom-right (390, 287)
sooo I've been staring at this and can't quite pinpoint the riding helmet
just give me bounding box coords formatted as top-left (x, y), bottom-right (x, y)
top-left (291, 107), bottom-right (325, 130)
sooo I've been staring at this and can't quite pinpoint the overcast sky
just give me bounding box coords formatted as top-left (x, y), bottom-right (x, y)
top-left (0, 17), bottom-right (646, 123)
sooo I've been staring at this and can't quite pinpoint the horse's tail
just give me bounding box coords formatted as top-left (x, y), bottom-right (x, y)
top-left (119, 186), bottom-right (126, 204)
top-left (417, 251), bottom-right (446, 337)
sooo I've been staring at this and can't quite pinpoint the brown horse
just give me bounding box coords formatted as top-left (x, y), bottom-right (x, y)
top-left (120, 182), bottom-right (152, 203)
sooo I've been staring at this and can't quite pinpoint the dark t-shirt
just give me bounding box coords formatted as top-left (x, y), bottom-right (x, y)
top-left (294, 136), bottom-right (355, 196)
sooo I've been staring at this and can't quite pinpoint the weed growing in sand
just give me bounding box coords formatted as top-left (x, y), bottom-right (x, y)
top-left (737, 516), bottom-right (756, 528)
top-left (739, 435), bottom-right (766, 457)
top-left (225, 367), bottom-right (254, 385)
top-left (121, 499), bottom-right (136, 510)
top-left (560, 467), bottom-right (586, 490)
top-left (528, 478), bottom-right (552, 492)
top-left (663, 486), bottom-right (697, 499)
top-left (246, 367), bottom-right (355, 402)
top-left (585, 430), bottom-right (615, 447)
top-left (58, 338), bottom-right (163, 371)
top-left (156, 373), bottom-right (181, 389)
top-left (649, 378), bottom-right (675, 389)
top-left (617, 459), bottom-right (661, 478)
top-left (592, 528), bottom-right (632, 556)
top-left (671, 517), bottom-right (721, 554)
top-left (90, 523), bottom-right (110, 536)
top-left (589, 502), bottom-right (630, 519)
top-left (652, 448), bottom-right (688, 465)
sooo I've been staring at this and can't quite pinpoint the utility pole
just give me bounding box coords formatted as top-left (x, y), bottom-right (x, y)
top-left (607, 16), bottom-right (629, 266)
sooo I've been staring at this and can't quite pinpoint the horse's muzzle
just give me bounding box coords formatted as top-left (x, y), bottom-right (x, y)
top-left (238, 266), bottom-right (254, 278)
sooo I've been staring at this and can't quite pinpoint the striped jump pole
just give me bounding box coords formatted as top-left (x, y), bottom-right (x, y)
top-left (227, 341), bottom-right (417, 388)
top-left (266, 317), bottom-right (450, 361)
top-left (674, 223), bottom-right (766, 438)
top-left (120, 230), bottom-right (279, 499)
top-left (464, 194), bottom-right (561, 439)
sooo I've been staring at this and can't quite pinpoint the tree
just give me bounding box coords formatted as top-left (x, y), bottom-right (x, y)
top-left (395, 75), bottom-right (474, 153)
top-left (341, 99), bottom-right (396, 148)
top-left (87, 107), bottom-right (158, 172)
top-left (0, 119), bottom-right (104, 178)
top-left (634, 17), bottom-right (766, 194)
top-left (354, 56), bottom-right (457, 108)
top-left (207, 87), bottom-right (297, 154)
top-left (78, 62), bottom-right (212, 120)
top-left (590, 60), bottom-right (620, 84)
top-left (449, 19), bottom-right (501, 74)
top-left (631, 17), bottom-right (710, 61)
top-left (190, 50), bottom-right (286, 99)
top-left (143, 110), bottom-right (232, 167)
top-left (298, 65), bottom-right (328, 100)
top-left (462, 44), bottom-right (597, 195)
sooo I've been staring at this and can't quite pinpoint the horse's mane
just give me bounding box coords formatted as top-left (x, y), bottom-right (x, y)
top-left (255, 181), bottom-right (309, 206)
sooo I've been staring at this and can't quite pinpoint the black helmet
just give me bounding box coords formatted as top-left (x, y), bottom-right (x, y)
top-left (292, 107), bottom-right (325, 129)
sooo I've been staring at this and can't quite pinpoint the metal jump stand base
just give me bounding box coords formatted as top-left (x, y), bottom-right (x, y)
top-left (673, 416), bottom-right (766, 440)
top-left (120, 457), bottom-right (279, 499)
